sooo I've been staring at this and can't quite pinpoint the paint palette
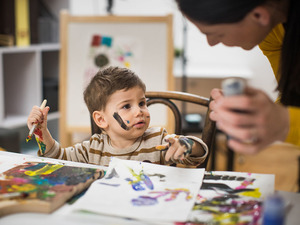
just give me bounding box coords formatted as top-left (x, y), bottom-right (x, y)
top-left (0, 162), bottom-right (104, 217)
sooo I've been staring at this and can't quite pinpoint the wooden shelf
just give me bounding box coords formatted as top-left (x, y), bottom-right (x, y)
top-left (0, 112), bottom-right (60, 129)
top-left (0, 44), bottom-right (60, 128)
top-left (0, 43), bottom-right (60, 53)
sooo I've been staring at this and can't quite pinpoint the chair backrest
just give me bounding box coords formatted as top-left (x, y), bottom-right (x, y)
top-left (90, 90), bottom-right (216, 169)
top-left (145, 91), bottom-right (216, 169)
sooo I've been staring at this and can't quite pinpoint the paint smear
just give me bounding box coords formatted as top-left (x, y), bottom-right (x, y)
top-left (132, 188), bottom-right (192, 206)
top-left (1, 162), bottom-right (103, 202)
top-left (126, 167), bottom-right (154, 191)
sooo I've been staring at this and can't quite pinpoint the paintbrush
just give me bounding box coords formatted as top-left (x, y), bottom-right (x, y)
top-left (0, 192), bottom-right (29, 200)
top-left (26, 99), bottom-right (47, 142)
top-left (155, 144), bottom-right (170, 152)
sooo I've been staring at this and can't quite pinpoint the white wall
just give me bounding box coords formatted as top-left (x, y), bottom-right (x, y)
top-left (69, 0), bottom-right (278, 100)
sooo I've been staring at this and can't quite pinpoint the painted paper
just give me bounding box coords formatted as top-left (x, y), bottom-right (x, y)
top-left (71, 157), bottom-right (205, 222)
top-left (0, 161), bottom-right (104, 216)
top-left (188, 171), bottom-right (275, 225)
top-left (83, 34), bottom-right (141, 89)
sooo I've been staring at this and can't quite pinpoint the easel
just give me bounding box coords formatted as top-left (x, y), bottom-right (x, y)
top-left (59, 11), bottom-right (174, 147)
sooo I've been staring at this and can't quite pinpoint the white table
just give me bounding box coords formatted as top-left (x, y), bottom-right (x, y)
top-left (0, 151), bottom-right (299, 225)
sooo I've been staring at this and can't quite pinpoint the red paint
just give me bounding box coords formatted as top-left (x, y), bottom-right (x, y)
top-left (33, 128), bottom-right (43, 140)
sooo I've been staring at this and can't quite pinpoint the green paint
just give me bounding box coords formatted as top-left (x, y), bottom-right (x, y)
top-left (36, 137), bottom-right (46, 154)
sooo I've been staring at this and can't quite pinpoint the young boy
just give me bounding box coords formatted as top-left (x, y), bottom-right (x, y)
top-left (27, 66), bottom-right (208, 167)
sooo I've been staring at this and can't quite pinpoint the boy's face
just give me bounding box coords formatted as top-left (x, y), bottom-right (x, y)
top-left (102, 86), bottom-right (150, 140)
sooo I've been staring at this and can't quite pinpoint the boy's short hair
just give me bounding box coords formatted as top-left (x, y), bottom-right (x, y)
top-left (84, 66), bottom-right (146, 114)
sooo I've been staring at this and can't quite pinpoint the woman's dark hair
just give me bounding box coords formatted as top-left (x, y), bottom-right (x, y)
top-left (176, 0), bottom-right (300, 106)
top-left (175, 0), bottom-right (265, 24)
top-left (278, 0), bottom-right (300, 106)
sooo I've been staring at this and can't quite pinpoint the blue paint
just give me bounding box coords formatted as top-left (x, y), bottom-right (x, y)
top-left (132, 196), bottom-right (158, 206)
top-left (142, 174), bottom-right (154, 190)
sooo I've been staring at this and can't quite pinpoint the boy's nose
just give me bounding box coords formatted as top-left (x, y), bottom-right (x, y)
top-left (133, 106), bottom-right (143, 116)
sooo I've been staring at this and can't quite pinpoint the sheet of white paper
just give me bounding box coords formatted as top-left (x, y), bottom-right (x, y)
top-left (71, 158), bottom-right (205, 222)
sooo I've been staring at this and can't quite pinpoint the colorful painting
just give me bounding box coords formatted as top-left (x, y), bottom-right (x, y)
top-left (71, 157), bottom-right (205, 222)
top-left (83, 34), bottom-right (141, 89)
top-left (186, 171), bottom-right (275, 225)
top-left (0, 162), bottom-right (104, 217)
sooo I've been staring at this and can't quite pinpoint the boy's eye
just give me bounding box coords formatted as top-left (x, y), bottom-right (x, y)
top-left (122, 104), bottom-right (131, 110)
top-left (139, 101), bottom-right (146, 107)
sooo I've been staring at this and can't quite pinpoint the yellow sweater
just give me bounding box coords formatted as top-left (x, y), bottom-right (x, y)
top-left (259, 24), bottom-right (300, 146)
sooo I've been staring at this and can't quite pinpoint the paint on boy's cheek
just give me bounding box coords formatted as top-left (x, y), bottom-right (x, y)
top-left (113, 112), bottom-right (131, 131)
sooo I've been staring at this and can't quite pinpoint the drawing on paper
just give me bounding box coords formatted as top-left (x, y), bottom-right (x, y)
top-left (132, 188), bottom-right (193, 206)
top-left (125, 166), bottom-right (154, 191)
top-left (188, 171), bottom-right (275, 225)
top-left (71, 158), bottom-right (205, 222)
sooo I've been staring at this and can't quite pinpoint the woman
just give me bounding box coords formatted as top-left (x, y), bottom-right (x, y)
top-left (175, 0), bottom-right (300, 154)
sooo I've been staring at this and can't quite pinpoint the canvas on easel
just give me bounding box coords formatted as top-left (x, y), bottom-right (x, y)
top-left (59, 11), bottom-right (174, 147)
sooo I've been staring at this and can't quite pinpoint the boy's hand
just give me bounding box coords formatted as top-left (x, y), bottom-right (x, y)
top-left (163, 136), bottom-right (194, 161)
top-left (27, 106), bottom-right (50, 132)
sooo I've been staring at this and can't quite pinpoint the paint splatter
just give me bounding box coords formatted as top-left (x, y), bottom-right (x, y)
top-left (99, 183), bottom-right (120, 187)
top-left (26, 135), bottom-right (32, 142)
top-left (190, 172), bottom-right (265, 224)
top-left (239, 188), bottom-right (261, 198)
top-left (147, 173), bottom-right (166, 182)
top-left (126, 167), bottom-right (153, 191)
top-left (0, 162), bottom-right (103, 202)
top-left (24, 164), bottom-right (64, 176)
top-left (201, 182), bottom-right (255, 194)
top-left (152, 188), bottom-right (192, 201)
top-left (235, 178), bottom-right (255, 190)
top-left (33, 128), bottom-right (43, 139)
top-left (193, 196), bottom-right (263, 225)
top-left (131, 188), bottom-right (192, 206)
top-left (105, 168), bottom-right (119, 179)
top-left (132, 196), bottom-right (158, 206)
top-left (36, 137), bottom-right (46, 154)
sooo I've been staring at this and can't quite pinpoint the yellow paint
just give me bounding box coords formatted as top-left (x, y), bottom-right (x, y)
top-left (155, 145), bottom-right (167, 150)
top-left (124, 61), bottom-right (130, 68)
top-left (9, 184), bottom-right (36, 192)
top-left (24, 164), bottom-right (64, 176)
top-left (239, 188), bottom-right (261, 198)
top-left (212, 212), bottom-right (244, 225)
top-left (26, 135), bottom-right (32, 142)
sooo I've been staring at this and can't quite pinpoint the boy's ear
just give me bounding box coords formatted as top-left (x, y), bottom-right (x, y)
top-left (250, 6), bottom-right (270, 26)
top-left (92, 111), bottom-right (108, 129)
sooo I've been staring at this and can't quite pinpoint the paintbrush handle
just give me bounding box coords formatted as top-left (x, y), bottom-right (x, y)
top-left (155, 143), bottom-right (171, 152)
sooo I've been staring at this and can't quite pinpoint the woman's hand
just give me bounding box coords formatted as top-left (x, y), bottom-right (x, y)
top-left (209, 86), bottom-right (289, 154)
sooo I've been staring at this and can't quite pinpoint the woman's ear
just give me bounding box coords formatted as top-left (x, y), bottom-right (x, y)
top-left (250, 6), bottom-right (271, 26)
top-left (93, 111), bottom-right (108, 129)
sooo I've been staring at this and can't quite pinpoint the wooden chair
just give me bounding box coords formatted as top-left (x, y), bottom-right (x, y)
top-left (145, 91), bottom-right (216, 169)
top-left (91, 91), bottom-right (216, 169)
